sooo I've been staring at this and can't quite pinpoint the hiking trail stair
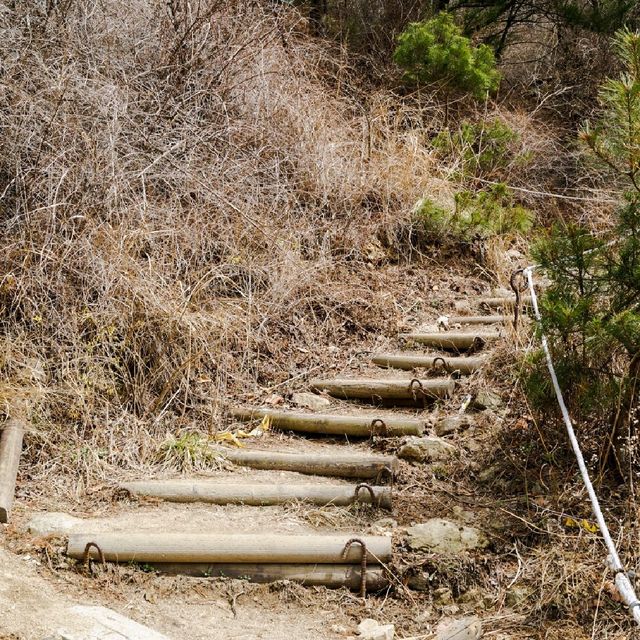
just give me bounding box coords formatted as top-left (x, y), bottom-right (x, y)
top-left (63, 291), bottom-right (522, 595)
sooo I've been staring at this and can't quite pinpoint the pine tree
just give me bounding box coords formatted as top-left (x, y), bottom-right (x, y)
top-left (393, 12), bottom-right (500, 120)
top-left (530, 29), bottom-right (640, 481)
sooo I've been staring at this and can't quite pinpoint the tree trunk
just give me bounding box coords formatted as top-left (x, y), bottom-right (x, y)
top-left (219, 447), bottom-right (397, 479)
top-left (121, 481), bottom-right (393, 509)
top-left (68, 533), bottom-right (393, 564)
top-left (308, 0), bottom-right (327, 36)
top-left (400, 332), bottom-right (500, 351)
top-left (150, 562), bottom-right (388, 590)
top-left (0, 418), bottom-right (25, 524)
top-left (371, 353), bottom-right (486, 374)
top-left (230, 407), bottom-right (425, 437)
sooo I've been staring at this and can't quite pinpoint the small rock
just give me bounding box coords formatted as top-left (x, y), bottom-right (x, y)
top-left (398, 436), bottom-right (456, 463)
top-left (358, 620), bottom-right (379, 635)
top-left (434, 587), bottom-right (454, 605)
top-left (265, 393), bottom-right (285, 406)
top-left (472, 391), bottom-right (502, 411)
top-left (506, 249), bottom-right (523, 261)
top-left (331, 624), bottom-right (349, 634)
top-left (434, 416), bottom-right (471, 437)
top-left (291, 392), bottom-right (331, 411)
top-left (407, 519), bottom-right (488, 553)
top-left (407, 571), bottom-right (431, 591)
top-left (465, 439), bottom-right (482, 454)
top-left (505, 585), bottom-right (530, 608)
top-left (451, 506), bottom-right (476, 524)
top-left (54, 605), bottom-right (171, 640)
top-left (477, 466), bottom-right (500, 484)
top-left (357, 619), bottom-right (394, 640)
top-left (435, 616), bottom-right (482, 640)
top-left (415, 609), bottom-right (433, 625)
top-left (458, 588), bottom-right (490, 610)
top-left (369, 626), bottom-right (394, 640)
top-left (372, 517), bottom-right (398, 534)
top-left (454, 301), bottom-right (471, 314)
top-left (27, 512), bottom-right (82, 537)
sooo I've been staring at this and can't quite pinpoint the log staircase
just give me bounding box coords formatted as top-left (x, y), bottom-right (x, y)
top-left (64, 291), bottom-right (522, 595)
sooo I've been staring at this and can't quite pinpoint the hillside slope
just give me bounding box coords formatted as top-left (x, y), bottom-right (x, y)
top-left (1, 2), bottom-right (629, 640)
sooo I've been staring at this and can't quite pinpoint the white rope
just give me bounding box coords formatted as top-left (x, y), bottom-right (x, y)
top-left (523, 265), bottom-right (640, 626)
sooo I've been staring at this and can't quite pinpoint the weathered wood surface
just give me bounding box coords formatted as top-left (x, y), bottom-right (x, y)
top-left (230, 407), bottom-right (425, 437)
top-left (220, 447), bottom-right (397, 479)
top-left (150, 562), bottom-right (388, 590)
top-left (479, 295), bottom-right (532, 308)
top-left (445, 315), bottom-right (506, 325)
top-left (0, 419), bottom-right (25, 524)
top-left (68, 533), bottom-right (393, 564)
top-left (371, 354), bottom-right (486, 374)
top-left (308, 377), bottom-right (455, 404)
top-left (401, 332), bottom-right (500, 351)
top-left (122, 481), bottom-right (393, 509)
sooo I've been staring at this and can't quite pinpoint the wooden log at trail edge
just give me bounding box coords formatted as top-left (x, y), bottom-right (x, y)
top-left (400, 332), bottom-right (500, 351)
top-left (479, 295), bottom-right (532, 309)
top-left (371, 354), bottom-right (486, 374)
top-left (0, 418), bottom-right (25, 524)
top-left (230, 408), bottom-right (425, 437)
top-left (308, 377), bottom-right (455, 403)
top-left (68, 533), bottom-right (393, 564)
top-left (150, 562), bottom-right (388, 590)
top-left (121, 481), bottom-right (393, 509)
top-left (219, 447), bottom-right (397, 479)
top-left (445, 315), bottom-right (506, 325)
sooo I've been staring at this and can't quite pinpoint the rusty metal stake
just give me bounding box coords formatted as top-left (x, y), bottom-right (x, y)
top-left (370, 418), bottom-right (387, 437)
top-left (408, 378), bottom-right (425, 401)
top-left (353, 482), bottom-right (378, 507)
top-left (432, 356), bottom-right (449, 372)
top-left (82, 541), bottom-right (106, 575)
top-left (342, 537), bottom-right (368, 598)
top-left (510, 268), bottom-right (526, 330)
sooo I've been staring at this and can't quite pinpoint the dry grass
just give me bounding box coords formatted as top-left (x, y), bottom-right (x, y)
top-left (0, 0), bottom-right (452, 489)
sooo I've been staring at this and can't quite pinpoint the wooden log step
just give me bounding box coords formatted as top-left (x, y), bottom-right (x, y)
top-left (68, 533), bottom-right (393, 564)
top-left (308, 378), bottom-right (454, 405)
top-left (121, 481), bottom-right (393, 509)
top-left (400, 332), bottom-right (500, 352)
top-left (445, 315), bottom-right (506, 325)
top-left (219, 447), bottom-right (397, 479)
top-left (149, 562), bottom-right (388, 591)
top-left (230, 407), bottom-right (425, 437)
top-left (371, 354), bottom-right (486, 374)
top-left (0, 418), bottom-right (25, 524)
top-left (478, 295), bottom-right (532, 309)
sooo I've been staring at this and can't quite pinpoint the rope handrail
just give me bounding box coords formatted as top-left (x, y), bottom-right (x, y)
top-left (523, 263), bottom-right (640, 626)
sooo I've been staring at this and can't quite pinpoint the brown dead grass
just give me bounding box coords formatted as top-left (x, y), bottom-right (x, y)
top-left (0, 0), bottom-right (452, 485)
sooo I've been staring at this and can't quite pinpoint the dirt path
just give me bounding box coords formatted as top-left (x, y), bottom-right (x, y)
top-left (1, 289), bottom-right (520, 640)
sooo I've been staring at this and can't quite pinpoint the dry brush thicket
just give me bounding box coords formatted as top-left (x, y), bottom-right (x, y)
top-left (0, 0), bottom-right (561, 494)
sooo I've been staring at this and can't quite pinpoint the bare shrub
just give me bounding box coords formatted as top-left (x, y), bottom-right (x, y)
top-left (0, 0), bottom-right (450, 492)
